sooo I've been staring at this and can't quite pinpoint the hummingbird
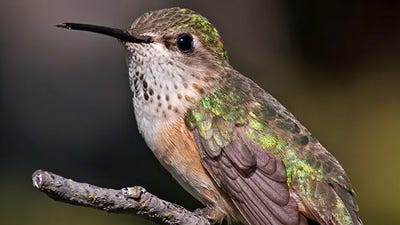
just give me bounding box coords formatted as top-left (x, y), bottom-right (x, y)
top-left (57, 7), bottom-right (362, 225)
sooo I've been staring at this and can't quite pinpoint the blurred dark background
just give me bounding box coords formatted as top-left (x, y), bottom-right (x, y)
top-left (1, 1), bottom-right (399, 224)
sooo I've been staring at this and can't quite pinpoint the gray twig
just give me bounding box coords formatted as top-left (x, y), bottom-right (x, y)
top-left (32, 170), bottom-right (211, 225)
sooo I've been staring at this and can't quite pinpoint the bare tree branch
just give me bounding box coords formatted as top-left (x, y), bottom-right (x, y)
top-left (32, 170), bottom-right (211, 225)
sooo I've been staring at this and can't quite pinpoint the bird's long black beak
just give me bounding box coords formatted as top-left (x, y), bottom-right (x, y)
top-left (56, 23), bottom-right (152, 44)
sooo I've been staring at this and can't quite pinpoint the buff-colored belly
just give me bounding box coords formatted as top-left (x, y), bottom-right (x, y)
top-left (153, 118), bottom-right (218, 203)
top-left (151, 118), bottom-right (233, 220)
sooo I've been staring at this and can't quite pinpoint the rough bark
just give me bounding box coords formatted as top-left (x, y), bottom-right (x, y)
top-left (32, 170), bottom-right (211, 225)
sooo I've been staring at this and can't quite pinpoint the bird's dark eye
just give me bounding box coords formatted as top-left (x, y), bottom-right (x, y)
top-left (177, 34), bottom-right (193, 53)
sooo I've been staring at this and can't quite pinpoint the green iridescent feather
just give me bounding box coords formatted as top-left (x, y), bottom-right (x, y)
top-left (185, 71), bottom-right (359, 225)
top-left (173, 10), bottom-right (228, 60)
top-left (131, 7), bottom-right (228, 61)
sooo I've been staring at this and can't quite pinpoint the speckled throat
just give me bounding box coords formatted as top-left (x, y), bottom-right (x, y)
top-left (125, 42), bottom-right (223, 135)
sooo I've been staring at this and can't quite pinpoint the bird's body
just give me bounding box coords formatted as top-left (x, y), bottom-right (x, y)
top-left (58, 7), bottom-right (362, 225)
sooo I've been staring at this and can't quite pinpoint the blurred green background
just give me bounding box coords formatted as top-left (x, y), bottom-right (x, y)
top-left (1, 0), bottom-right (399, 224)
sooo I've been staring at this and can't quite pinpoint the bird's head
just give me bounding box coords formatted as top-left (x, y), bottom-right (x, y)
top-left (58, 7), bottom-right (230, 119)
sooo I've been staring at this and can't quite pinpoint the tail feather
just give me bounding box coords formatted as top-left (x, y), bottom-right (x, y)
top-left (298, 179), bottom-right (363, 225)
top-left (331, 182), bottom-right (363, 225)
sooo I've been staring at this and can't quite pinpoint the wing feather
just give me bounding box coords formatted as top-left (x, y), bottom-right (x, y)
top-left (193, 128), bottom-right (301, 225)
top-left (186, 70), bottom-right (362, 225)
